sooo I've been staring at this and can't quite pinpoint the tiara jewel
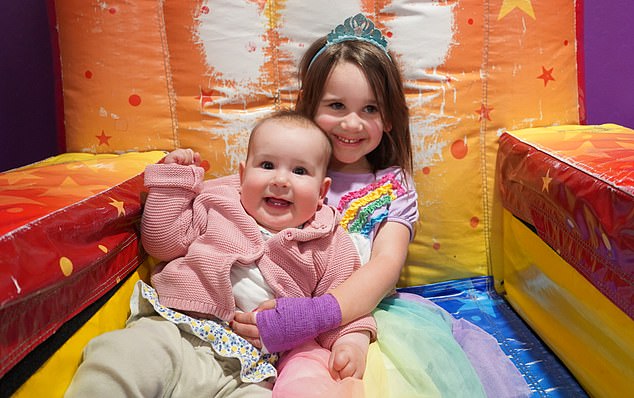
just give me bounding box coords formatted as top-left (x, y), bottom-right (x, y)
top-left (327, 13), bottom-right (388, 51)
top-left (309, 14), bottom-right (391, 68)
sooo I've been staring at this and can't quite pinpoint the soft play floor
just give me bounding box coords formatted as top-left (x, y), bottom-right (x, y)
top-left (400, 276), bottom-right (588, 397)
top-left (3, 273), bottom-right (587, 397)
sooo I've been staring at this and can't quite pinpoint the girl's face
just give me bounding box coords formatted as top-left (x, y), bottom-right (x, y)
top-left (314, 61), bottom-right (388, 173)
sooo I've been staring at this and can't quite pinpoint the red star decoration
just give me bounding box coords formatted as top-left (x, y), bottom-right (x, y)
top-left (96, 130), bottom-right (111, 146)
top-left (537, 66), bottom-right (555, 86)
top-left (475, 104), bottom-right (494, 121)
top-left (196, 87), bottom-right (215, 109)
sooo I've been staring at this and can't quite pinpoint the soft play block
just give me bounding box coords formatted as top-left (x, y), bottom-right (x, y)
top-left (502, 211), bottom-right (634, 397)
top-left (497, 124), bottom-right (634, 396)
top-left (8, 263), bottom-right (150, 397)
top-left (497, 124), bottom-right (633, 318)
top-left (0, 151), bottom-right (165, 378)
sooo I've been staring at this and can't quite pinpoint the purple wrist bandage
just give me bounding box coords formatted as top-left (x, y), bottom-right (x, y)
top-left (256, 294), bottom-right (342, 353)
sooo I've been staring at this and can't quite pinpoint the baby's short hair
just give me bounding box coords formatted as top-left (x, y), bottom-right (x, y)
top-left (247, 109), bottom-right (332, 168)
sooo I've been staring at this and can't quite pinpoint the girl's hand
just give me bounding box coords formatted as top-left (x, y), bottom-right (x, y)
top-left (231, 299), bottom-right (277, 348)
top-left (328, 332), bottom-right (369, 380)
top-left (163, 148), bottom-right (201, 166)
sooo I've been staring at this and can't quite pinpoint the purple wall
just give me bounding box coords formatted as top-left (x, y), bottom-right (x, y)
top-left (0, 1), bottom-right (632, 171)
top-left (0, 1), bottom-right (60, 171)
top-left (584, 0), bottom-right (634, 128)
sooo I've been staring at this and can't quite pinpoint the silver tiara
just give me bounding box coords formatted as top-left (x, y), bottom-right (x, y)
top-left (309, 13), bottom-right (391, 67)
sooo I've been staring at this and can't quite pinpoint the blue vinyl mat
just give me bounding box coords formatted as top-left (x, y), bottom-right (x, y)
top-left (398, 276), bottom-right (588, 398)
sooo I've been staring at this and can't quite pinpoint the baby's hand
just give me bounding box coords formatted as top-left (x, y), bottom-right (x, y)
top-left (231, 299), bottom-right (277, 349)
top-left (163, 148), bottom-right (201, 166)
top-left (328, 332), bottom-right (369, 380)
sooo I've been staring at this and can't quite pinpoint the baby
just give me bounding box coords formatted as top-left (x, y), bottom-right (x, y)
top-left (65, 110), bottom-right (374, 397)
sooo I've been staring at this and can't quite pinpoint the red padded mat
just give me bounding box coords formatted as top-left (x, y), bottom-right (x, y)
top-left (497, 124), bottom-right (633, 319)
top-left (0, 152), bottom-right (164, 377)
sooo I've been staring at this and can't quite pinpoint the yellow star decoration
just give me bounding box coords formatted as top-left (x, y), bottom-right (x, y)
top-left (498, 0), bottom-right (536, 20)
top-left (108, 197), bottom-right (126, 216)
top-left (84, 161), bottom-right (117, 173)
top-left (0, 195), bottom-right (44, 207)
top-left (541, 169), bottom-right (552, 192)
top-left (1, 169), bottom-right (45, 186)
top-left (41, 176), bottom-right (109, 198)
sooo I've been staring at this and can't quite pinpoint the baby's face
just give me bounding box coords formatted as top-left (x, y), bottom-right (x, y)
top-left (239, 120), bottom-right (331, 233)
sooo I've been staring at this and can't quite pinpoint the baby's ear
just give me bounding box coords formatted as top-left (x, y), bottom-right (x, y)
top-left (318, 177), bottom-right (332, 207)
top-left (238, 161), bottom-right (246, 184)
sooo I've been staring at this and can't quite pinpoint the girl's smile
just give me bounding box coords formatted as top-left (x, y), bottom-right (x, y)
top-left (332, 134), bottom-right (362, 145)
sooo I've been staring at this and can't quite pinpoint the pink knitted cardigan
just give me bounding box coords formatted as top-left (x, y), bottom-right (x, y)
top-left (141, 163), bottom-right (376, 349)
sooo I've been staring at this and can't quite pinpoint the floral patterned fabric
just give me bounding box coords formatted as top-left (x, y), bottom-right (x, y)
top-left (134, 280), bottom-right (278, 383)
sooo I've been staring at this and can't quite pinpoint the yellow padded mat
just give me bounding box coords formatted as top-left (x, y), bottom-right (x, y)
top-left (502, 210), bottom-right (634, 397)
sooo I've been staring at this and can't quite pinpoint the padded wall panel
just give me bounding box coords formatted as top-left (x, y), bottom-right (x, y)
top-left (53, 1), bottom-right (582, 285)
top-left (55, 0), bottom-right (177, 152)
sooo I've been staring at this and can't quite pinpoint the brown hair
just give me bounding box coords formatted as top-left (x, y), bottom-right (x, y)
top-left (247, 109), bottom-right (332, 172)
top-left (296, 38), bottom-right (413, 175)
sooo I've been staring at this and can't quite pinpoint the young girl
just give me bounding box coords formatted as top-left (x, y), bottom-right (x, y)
top-left (233, 14), bottom-right (531, 398)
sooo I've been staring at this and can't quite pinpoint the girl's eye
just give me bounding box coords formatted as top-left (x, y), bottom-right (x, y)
top-left (260, 161), bottom-right (274, 170)
top-left (293, 167), bottom-right (307, 175)
top-left (364, 105), bottom-right (379, 114)
top-left (329, 102), bottom-right (345, 111)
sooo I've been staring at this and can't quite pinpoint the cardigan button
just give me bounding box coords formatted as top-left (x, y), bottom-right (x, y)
top-left (285, 231), bottom-right (293, 240)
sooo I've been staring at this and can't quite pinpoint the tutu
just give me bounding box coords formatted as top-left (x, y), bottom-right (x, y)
top-left (274, 293), bottom-right (531, 397)
top-left (370, 293), bottom-right (532, 398)
top-left (363, 295), bottom-right (487, 397)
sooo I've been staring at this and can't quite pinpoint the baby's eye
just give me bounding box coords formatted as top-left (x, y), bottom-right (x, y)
top-left (293, 167), bottom-right (307, 175)
top-left (260, 161), bottom-right (274, 170)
